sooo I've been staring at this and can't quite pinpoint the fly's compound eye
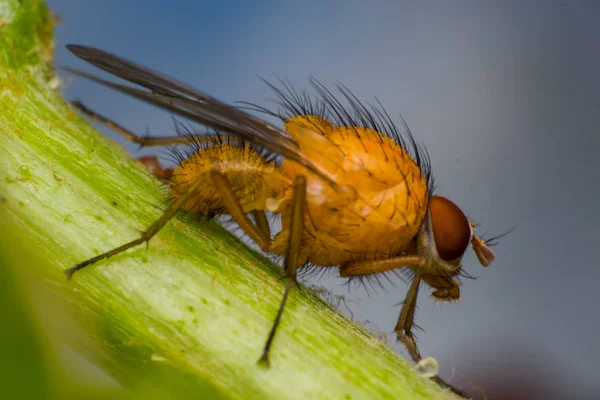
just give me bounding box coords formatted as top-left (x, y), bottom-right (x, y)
top-left (429, 196), bottom-right (471, 262)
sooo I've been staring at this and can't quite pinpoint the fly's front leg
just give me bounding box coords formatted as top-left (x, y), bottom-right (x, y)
top-left (393, 273), bottom-right (474, 399)
top-left (340, 258), bottom-right (471, 398)
top-left (339, 255), bottom-right (426, 362)
top-left (419, 275), bottom-right (470, 397)
top-left (339, 255), bottom-right (425, 277)
top-left (395, 272), bottom-right (423, 363)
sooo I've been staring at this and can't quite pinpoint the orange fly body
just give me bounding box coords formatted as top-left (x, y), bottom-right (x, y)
top-left (63, 44), bottom-right (503, 398)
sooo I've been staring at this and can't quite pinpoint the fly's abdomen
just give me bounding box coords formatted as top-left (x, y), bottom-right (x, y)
top-left (169, 137), bottom-right (287, 215)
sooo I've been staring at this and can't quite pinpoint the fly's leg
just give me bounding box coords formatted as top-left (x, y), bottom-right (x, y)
top-left (208, 171), bottom-right (273, 251)
top-left (72, 100), bottom-right (275, 244)
top-left (251, 210), bottom-right (271, 244)
top-left (210, 175), bottom-right (271, 245)
top-left (258, 175), bottom-right (307, 366)
top-left (185, 172), bottom-right (307, 365)
top-left (64, 173), bottom-right (206, 279)
top-left (397, 275), bottom-right (471, 398)
top-left (71, 100), bottom-right (210, 181)
top-left (72, 100), bottom-right (218, 147)
top-left (137, 156), bottom-right (174, 181)
top-left (338, 256), bottom-right (426, 362)
top-left (397, 274), bottom-right (472, 398)
top-left (395, 271), bottom-right (423, 362)
top-left (340, 260), bottom-right (471, 398)
top-left (66, 168), bottom-right (273, 278)
top-left (339, 255), bottom-right (425, 277)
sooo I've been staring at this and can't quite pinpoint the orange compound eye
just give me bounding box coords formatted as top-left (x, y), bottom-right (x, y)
top-left (429, 196), bottom-right (471, 261)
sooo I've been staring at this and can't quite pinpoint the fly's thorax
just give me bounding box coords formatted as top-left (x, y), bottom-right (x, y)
top-left (169, 142), bottom-right (287, 215)
top-left (277, 158), bottom-right (427, 266)
top-left (276, 116), bottom-right (432, 265)
top-left (282, 119), bottom-right (429, 223)
top-left (324, 126), bottom-right (429, 227)
top-left (284, 115), bottom-right (334, 138)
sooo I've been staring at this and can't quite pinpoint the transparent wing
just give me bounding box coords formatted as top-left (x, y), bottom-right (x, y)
top-left (64, 44), bottom-right (340, 190)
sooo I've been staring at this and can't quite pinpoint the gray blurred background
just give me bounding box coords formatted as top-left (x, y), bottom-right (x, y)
top-left (48, 1), bottom-right (600, 398)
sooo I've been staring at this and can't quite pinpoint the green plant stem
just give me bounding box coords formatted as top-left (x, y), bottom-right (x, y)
top-left (0, 1), bottom-right (458, 398)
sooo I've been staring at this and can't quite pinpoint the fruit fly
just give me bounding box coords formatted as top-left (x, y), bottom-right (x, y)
top-left (63, 44), bottom-right (503, 398)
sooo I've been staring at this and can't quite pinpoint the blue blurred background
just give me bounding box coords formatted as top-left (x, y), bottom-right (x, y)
top-left (47, 1), bottom-right (600, 398)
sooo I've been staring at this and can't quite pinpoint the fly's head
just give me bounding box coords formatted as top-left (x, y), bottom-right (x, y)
top-left (416, 195), bottom-right (497, 276)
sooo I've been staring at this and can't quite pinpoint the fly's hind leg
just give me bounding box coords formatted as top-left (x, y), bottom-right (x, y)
top-left (137, 156), bottom-right (174, 181)
top-left (208, 171), bottom-right (274, 252)
top-left (71, 101), bottom-right (215, 181)
top-left (66, 166), bottom-right (274, 278)
top-left (64, 172), bottom-right (207, 278)
top-left (72, 100), bottom-right (217, 147)
top-left (65, 143), bottom-right (303, 369)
